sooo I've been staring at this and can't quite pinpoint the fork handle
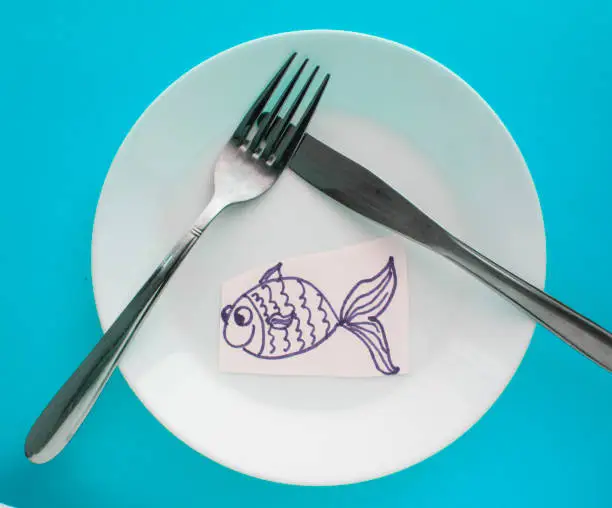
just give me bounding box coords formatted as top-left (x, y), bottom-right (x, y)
top-left (440, 235), bottom-right (612, 371)
top-left (25, 199), bottom-right (225, 464)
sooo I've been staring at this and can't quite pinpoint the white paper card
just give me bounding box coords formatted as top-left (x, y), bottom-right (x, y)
top-left (219, 237), bottom-right (409, 377)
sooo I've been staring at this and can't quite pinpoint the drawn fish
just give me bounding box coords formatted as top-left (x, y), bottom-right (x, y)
top-left (221, 257), bottom-right (400, 375)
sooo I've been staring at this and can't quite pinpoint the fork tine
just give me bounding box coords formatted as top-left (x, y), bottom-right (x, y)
top-left (273, 73), bottom-right (330, 168)
top-left (231, 52), bottom-right (296, 145)
top-left (261, 65), bottom-right (319, 161)
top-left (248, 58), bottom-right (309, 154)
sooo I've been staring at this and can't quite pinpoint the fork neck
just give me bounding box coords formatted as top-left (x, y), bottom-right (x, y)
top-left (192, 195), bottom-right (227, 236)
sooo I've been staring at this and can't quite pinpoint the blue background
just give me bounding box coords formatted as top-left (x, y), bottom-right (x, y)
top-left (1, 1), bottom-right (611, 507)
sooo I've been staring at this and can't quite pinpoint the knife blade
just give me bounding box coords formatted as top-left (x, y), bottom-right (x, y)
top-left (289, 133), bottom-right (450, 249)
top-left (271, 119), bottom-right (612, 371)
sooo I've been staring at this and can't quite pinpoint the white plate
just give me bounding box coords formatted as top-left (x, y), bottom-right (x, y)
top-left (92, 30), bottom-right (546, 485)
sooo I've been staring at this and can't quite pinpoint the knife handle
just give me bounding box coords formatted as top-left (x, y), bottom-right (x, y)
top-left (442, 235), bottom-right (612, 371)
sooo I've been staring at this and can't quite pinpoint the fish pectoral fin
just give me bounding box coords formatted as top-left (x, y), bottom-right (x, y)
top-left (267, 311), bottom-right (295, 330)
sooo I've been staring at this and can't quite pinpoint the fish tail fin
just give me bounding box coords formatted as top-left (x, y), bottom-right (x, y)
top-left (339, 257), bottom-right (399, 375)
top-left (344, 321), bottom-right (399, 375)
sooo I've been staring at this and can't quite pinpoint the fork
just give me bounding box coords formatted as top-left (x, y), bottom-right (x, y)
top-left (25, 53), bottom-right (331, 464)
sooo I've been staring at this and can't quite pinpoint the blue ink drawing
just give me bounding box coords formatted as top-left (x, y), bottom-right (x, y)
top-left (221, 257), bottom-right (400, 375)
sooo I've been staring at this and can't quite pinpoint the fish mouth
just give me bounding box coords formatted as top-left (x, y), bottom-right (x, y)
top-left (240, 325), bottom-right (256, 348)
top-left (225, 324), bottom-right (255, 349)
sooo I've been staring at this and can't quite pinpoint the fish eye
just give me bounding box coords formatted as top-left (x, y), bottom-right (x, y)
top-left (234, 306), bottom-right (253, 327)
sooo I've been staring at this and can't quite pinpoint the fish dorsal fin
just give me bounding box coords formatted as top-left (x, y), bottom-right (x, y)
top-left (259, 262), bottom-right (283, 283)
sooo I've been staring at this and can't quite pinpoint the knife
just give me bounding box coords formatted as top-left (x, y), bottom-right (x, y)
top-left (259, 114), bottom-right (612, 371)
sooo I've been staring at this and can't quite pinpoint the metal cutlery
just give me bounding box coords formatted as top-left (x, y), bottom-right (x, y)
top-left (259, 115), bottom-right (612, 372)
top-left (25, 54), bottom-right (330, 463)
